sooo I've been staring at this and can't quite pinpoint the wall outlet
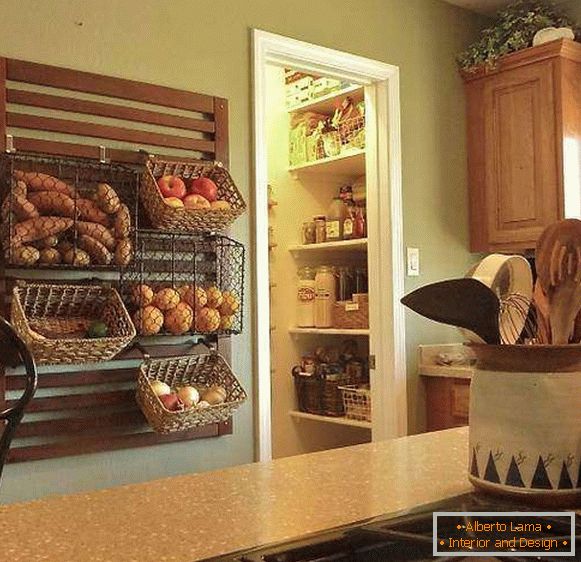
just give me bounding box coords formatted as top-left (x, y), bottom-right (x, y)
top-left (407, 247), bottom-right (420, 276)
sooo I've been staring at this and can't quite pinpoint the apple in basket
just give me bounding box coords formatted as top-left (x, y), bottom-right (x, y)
top-left (183, 194), bottom-right (211, 210)
top-left (157, 175), bottom-right (186, 199)
top-left (190, 177), bottom-right (218, 202)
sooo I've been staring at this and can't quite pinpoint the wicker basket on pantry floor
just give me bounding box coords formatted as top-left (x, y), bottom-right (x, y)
top-left (140, 158), bottom-right (246, 232)
top-left (137, 354), bottom-right (247, 433)
top-left (333, 294), bottom-right (369, 330)
top-left (339, 384), bottom-right (371, 422)
top-left (11, 283), bottom-right (136, 365)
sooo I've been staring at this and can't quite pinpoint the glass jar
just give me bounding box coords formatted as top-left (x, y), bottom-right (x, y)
top-left (301, 221), bottom-right (316, 245)
top-left (325, 198), bottom-right (345, 241)
top-left (314, 265), bottom-right (336, 328)
top-left (297, 266), bottom-right (316, 327)
top-left (314, 215), bottom-right (326, 244)
top-left (336, 266), bottom-right (353, 302)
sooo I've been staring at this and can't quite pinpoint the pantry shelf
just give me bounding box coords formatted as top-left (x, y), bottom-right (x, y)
top-left (289, 238), bottom-right (367, 253)
top-left (288, 149), bottom-right (365, 176)
top-left (289, 410), bottom-right (371, 429)
top-left (289, 327), bottom-right (370, 336)
top-left (287, 85), bottom-right (364, 115)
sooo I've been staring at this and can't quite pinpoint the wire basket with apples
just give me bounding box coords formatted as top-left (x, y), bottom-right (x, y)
top-left (136, 353), bottom-right (247, 433)
top-left (140, 157), bottom-right (246, 232)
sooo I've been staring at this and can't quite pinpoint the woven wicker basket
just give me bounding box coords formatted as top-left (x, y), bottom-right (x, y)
top-left (338, 115), bottom-right (365, 149)
top-left (141, 158), bottom-right (246, 232)
top-left (137, 354), bottom-right (247, 433)
top-left (293, 371), bottom-right (348, 417)
top-left (339, 384), bottom-right (371, 422)
top-left (11, 283), bottom-right (136, 365)
top-left (333, 294), bottom-right (369, 329)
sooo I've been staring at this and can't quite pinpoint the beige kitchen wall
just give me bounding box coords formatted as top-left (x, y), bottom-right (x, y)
top-left (0, 0), bottom-right (488, 503)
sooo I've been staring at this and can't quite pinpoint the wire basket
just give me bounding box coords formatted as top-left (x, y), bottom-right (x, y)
top-left (338, 115), bottom-right (365, 150)
top-left (140, 158), bottom-right (246, 232)
top-left (293, 371), bottom-right (349, 417)
top-left (0, 152), bottom-right (139, 270)
top-left (11, 282), bottom-right (136, 365)
top-left (339, 384), bottom-right (371, 422)
top-left (120, 230), bottom-right (244, 337)
top-left (137, 353), bottom-right (247, 433)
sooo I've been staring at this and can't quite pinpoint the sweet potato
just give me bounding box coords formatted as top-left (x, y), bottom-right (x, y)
top-left (13, 217), bottom-right (73, 244)
top-left (62, 247), bottom-right (90, 266)
top-left (12, 194), bottom-right (39, 221)
top-left (27, 191), bottom-right (76, 218)
top-left (77, 234), bottom-right (112, 265)
top-left (13, 180), bottom-right (27, 198)
top-left (95, 183), bottom-right (120, 214)
top-left (76, 198), bottom-right (109, 226)
top-left (32, 235), bottom-right (60, 249)
top-left (75, 221), bottom-right (116, 250)
top-left (114, 238), bottom-right (132, 266)
top-left (13, 170), bottom-right (75, 197)
top-left (113, 204), bottom-right (131, 238)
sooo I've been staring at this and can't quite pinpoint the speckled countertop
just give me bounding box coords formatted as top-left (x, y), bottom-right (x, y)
top-left (0, 427), bottom-right (471, 561)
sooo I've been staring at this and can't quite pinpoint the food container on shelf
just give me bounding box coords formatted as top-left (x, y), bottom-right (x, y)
top-left (293, 371), bottom-right (348, 417)
top-left (467, 344), bottom-right (581, 506)
top-left (140, 158), bottom-right (246, 232)
top-left (333, 293), bottom-right (369, 329)
top-left (137, 353), bottom-right (247, 433)
top-left (11, 282), bottom-right (136, 365)
top-left (339, 384), bottom-right (371, 422)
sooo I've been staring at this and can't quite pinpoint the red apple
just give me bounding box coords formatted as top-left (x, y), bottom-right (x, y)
top-left (157, 175), bottom-right (186, 199)
top-left (164, 197), bottom-right (185, 208)
top-left (190, 177), bottom-right (218, 202)
top-left (183, 194), bottom-right (211, 210)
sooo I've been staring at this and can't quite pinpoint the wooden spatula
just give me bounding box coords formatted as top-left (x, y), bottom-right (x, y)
top-left (401, 278), bottom-right (501, 344)
top-left (535, 219), bottom-right (581, 344)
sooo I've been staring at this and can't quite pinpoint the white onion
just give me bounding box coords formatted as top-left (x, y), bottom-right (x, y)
top-left (150, 381), bottom-right (171, 396)
top-left (177, 386), bottom-right (200, 407)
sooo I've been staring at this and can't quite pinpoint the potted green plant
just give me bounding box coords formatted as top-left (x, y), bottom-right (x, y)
top-left (457, 0), bottom-right (580, 72)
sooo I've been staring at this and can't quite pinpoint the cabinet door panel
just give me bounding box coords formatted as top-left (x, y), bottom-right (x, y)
top-left (484, 61), bottom-right (560, 246)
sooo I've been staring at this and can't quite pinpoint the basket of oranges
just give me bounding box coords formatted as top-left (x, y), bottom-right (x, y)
top-left (121, 231), bottom-right (244, 337)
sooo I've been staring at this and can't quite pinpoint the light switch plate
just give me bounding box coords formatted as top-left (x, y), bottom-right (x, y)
top-left (407, 247), bottom-right (420, 276)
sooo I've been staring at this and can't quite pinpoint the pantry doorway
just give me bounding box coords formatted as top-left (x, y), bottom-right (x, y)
top-left (252, 30), bottom-right (406, 462)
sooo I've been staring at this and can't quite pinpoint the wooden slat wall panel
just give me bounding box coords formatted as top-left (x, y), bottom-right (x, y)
top-left (7, 89), bottom-right (216, 133)
top-left (0, 56), bottom-right (233, 464)
top-left (6, 59), bottom-right (214, 114)
top-left (7, 113), bottom-right (215, 153)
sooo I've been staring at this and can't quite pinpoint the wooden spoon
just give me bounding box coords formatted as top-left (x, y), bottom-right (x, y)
top-left (535, 219), bottom-right (581, 344)
top-left (533, 280), bottom-right (551, 344)
top-left (401, 278), bottom-right (501, 344)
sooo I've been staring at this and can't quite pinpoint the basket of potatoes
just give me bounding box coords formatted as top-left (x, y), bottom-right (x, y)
top-left (129, 283), bottom-right (242, 337)
top-left (136, 353), bottom-right (247, 433)
top-left (1, 153), bottom-right (137, 269)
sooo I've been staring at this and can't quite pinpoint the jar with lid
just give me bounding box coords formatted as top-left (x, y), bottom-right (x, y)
top-left (326, 198), bottom-right (345, 241)
top-left (314, 215), bottom-right (326, 244)
top-left (297, 266), bottom-right (316, 327)
top-left (314, 265), bottom-right (336, 328)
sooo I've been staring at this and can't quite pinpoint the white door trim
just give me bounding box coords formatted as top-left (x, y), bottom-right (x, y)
top-left (252, 29), bottom-right (407, 462)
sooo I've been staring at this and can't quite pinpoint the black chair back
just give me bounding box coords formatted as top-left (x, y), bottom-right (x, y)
top-left (0, 316), bottom-right (37, 484)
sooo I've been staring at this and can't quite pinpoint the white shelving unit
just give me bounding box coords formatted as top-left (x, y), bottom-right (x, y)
top-left (287, 84), bottom-right (364, 114)
top-left (288, 149), bottom-right (365, 175)
top-left (289, 238), bottom-right (367, 254)
top-left (289, 410), bottom-right (371, 429)
top-left (289, 327), bottom-right (369, 336)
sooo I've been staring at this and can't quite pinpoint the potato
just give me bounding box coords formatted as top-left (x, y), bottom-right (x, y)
top-left (38, 248), bottom-right (62, 265)
top-left (13, 170), bottom-right (75, 196)
top-left (12, 245), bottom-right (40, 266)
top-left (27, 191), bottom-right (76, 218)
top-left (114, 238), bottom-right (132, 266)
top-left (76, 198), bottom-right (110, 226)
top-left (95, 183), bottom-right (120, 214)
top-left (75, 221), bottom-right (116, 250)
top-left (13, 217), bottom-right (73, 244)
top-left (62, 247), bottom-right (91, 266)
top-left (113, 204), bottom-right (131, 238)
top-left (77, 234), bottom-right (112, 265)
top-left (33, 235), bottom-right (60, 249)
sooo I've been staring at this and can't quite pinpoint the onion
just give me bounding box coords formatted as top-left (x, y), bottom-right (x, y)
top-left (197, 400), bottom-right (211, 409)
top-left (151, 380), bottom-right (171, 396)
top-left (201, 385), bottom-right (227, 405)
top-left (177, 385), bottom-right (200, 408)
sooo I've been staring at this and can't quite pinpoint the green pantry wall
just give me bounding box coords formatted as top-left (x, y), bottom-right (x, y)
top-left (0, 0), bottom-right (487, 503)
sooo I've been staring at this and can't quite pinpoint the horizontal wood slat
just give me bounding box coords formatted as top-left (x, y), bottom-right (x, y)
top-left (7, 113), bottom-right (215, 152)
top-left (7, 89), bottom-right (216, 133)
top-left (7, 59), bottom-right (215, 114)
top-left (8, 424), bottom-right (220, 463)
top-left (16, 409), bottom-right (145, 438)
top-left (6, 369), bottom-right (136, 391)
top-left (7, 389), bottom-right (134, 413)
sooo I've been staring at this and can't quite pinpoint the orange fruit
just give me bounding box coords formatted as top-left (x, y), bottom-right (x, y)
top-left (183, 285), bottom-right (207, 310)
top-left (195, 307), bottom-right (220, 332)
top-left (131, 284), bottom-right (154, 307)
top-left (219, 315), bottom-right (234, 331)
top-left (176, 284), bottom-right (190, 301)
top-left (133, 306), bottom-right (164, 336)
top-left (164, 302), bottom-right (194, 335)
top-left (206, 286), bottom-right (223, 309)
top-left (153, 287), bottom-right (180, 311)
top-left (218, 291), bottom-right (240, 316)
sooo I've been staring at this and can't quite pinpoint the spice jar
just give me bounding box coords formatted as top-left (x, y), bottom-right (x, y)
top-left (314, 215), bottom-right (326, 244)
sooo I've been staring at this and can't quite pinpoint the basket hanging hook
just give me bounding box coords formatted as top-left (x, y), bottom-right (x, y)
top-left (5, 134), bottom-right (15, 154)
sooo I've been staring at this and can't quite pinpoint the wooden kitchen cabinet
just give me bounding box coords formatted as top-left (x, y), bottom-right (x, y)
top-left (423, 376), bottom-right (470, 432)
top-left (463, 39), bottom-right (581, 252)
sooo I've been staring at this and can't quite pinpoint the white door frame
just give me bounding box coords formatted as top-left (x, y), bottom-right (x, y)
top-left (252, 29), bottom-right (407, 462)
